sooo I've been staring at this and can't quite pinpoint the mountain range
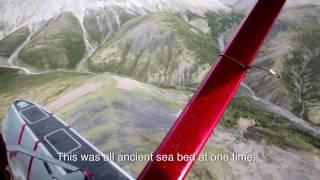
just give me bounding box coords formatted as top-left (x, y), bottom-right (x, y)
top-left (0, 0), bottom-right (319, 179)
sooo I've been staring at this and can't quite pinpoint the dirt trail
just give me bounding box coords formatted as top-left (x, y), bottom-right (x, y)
top-left (46, 81), bottom-right (107, 112)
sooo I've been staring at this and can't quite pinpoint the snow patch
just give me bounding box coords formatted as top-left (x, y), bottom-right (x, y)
top-left (0, 0), bottom-right (229, 38)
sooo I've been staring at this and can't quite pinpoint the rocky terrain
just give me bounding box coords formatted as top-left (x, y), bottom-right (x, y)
top-left (245, 5), bottom-right (320, 124)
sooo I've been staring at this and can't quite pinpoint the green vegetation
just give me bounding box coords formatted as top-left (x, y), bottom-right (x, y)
top-left (0, 67), bottom-right (20, 80)
top-left (297, 15), bottom-right (320, 52)
top-left (167, 14), bottom-right (218, 65)
top-left (171, 11), bottom-right (244, 65)
top-left (303, 53), bottom-right (320, 123)
top-left (0, 67), bottom-right (90, 120)
top-left (1, 64), bottom-right (319, 179)
top-left (0, 5), bottom-right (319, 179)
top-left (207, 11), bottom-right (243, 37)
top-left (281, 50), bottom-right (304, 115)
top-left (0, 27), bottom-right (30, 57)
top-left (19, 13), bottom-right (85, 69)
top-left (296, 16), bottom-right (320, 123)
top-left (222, 96), bottom-right (320, 151)
top-left (246, 9), bottom-right (320, 124)
top-left (88, 13), bottom-right (205, 86)
top-left (88, 11), bottom-right (244, 87)
top-left (278, 14), bottom-right (320, 122)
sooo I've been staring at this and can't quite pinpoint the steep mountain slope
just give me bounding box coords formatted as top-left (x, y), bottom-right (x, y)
top-left (245, 5), bottom-right (320, 124)
top-left (0, 0), bottom-right (230, 73)
top-left (83, 7), bottom-right (132, 47)
top-left (87, 11), bottom-right (242, 86)
top-left (18, 13), bottom-right (85, 69)
top-left (0, 1), bottom-right (320, 179)
top-left (0, 0), bottom-right (229, 39)
top-left (0, 27), bottom-right (30, 58)
top-left (88, 13), bottom-right (212, 86)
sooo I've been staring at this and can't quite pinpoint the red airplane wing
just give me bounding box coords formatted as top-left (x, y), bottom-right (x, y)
top-left (138, 0), bottom-right (286, 179)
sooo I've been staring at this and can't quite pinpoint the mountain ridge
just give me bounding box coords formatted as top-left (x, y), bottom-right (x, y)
top-left (0, 0), bottom-right (229, 39)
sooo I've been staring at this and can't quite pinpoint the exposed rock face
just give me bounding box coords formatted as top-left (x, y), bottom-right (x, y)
top-left (0, 0), bottom-right (229, 39)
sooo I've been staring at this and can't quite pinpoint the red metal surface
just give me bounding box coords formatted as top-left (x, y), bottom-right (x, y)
top-left (18, 124), bottom-right (26, 145)
top-left (138, 0), bottom-right (286, 179)
top-left (10, 123), bottom-right (26, 158)
top-left (27, 140), bottom-right (40, 180)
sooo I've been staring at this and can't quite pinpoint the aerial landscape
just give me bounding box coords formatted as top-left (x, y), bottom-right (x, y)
top-left (0, 0), bottom-right (319, 179)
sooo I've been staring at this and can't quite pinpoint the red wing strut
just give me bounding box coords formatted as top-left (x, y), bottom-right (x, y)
top-left (138, 0), bottom-right (286, 179)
